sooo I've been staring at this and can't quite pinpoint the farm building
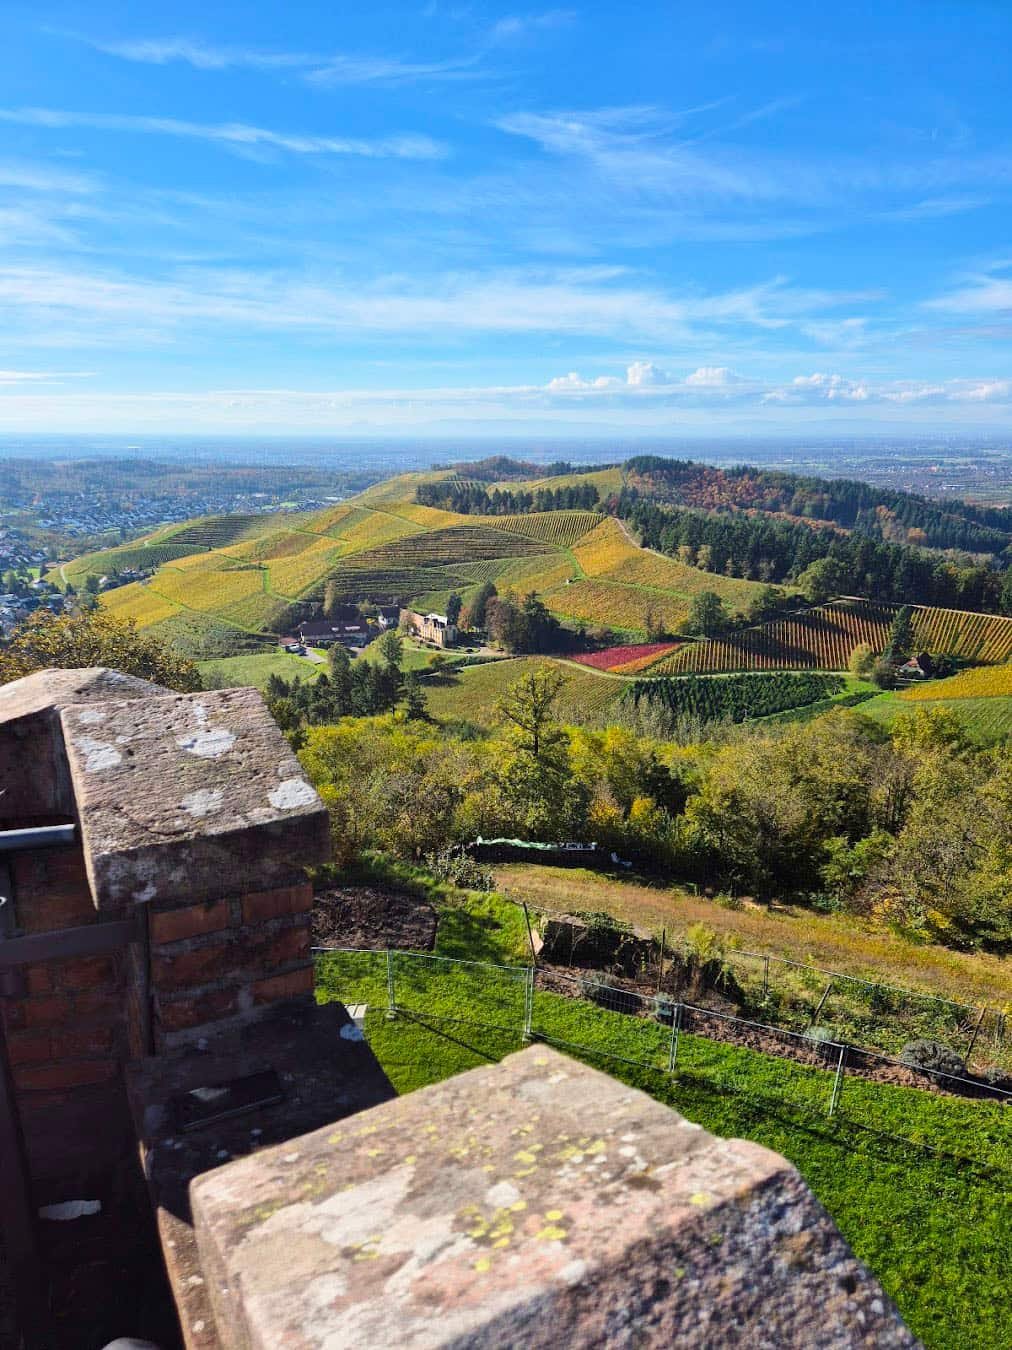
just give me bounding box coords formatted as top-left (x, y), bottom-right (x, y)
top-left (898, 653), bottom-right (934, 679)
top-left (297, 618), bottom-right (365, 646)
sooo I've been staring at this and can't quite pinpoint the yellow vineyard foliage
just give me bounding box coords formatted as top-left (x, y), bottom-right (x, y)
top-left (900, 664), bottom-right (1012, 701)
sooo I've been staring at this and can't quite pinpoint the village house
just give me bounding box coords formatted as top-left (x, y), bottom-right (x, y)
top-left (897, 652), bottom-right (934, 679)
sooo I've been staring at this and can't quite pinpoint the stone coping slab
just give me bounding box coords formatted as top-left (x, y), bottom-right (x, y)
top-left (60, 686), bottom-right (329, 909)
top-left (0, 667), bottom-right (162, 723)
top-left (190, 1045), bottom-right (918, 1349)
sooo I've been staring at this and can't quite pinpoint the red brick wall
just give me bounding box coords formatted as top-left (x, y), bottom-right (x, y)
top-left (1, 867), bottom-right (316, 1185)
top-left (2, 952), bottom-right (125, 1092)
top-left (9, 845), bottom-right (95, 933)
top-left (146, 882), bottom-right (315, 1049)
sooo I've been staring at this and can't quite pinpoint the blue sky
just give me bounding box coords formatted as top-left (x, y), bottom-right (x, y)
top-left (1, 0), bottom-right (1011, 435)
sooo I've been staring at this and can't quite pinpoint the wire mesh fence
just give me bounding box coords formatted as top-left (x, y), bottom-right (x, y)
top-left (315, 946), bottom-right (1012, 1169)
top-left (522, 902), bottom-right (1012, 1075)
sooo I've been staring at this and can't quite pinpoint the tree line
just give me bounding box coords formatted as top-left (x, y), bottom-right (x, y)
top-left (430, 455), bottom-right (614, 481)
top-left (415, 481), bottom-right (600, 514)
top-left (617, 494), bottom-right (1010, 612)
top-left (622, 456), bottom-right (1012, 554)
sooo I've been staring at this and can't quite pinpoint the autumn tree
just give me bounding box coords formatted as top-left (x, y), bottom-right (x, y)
top-left (494, 665), bottom-right (567, 761)
top-left (0, 609), bottom-right (200, 691)
top-left (848, 642), bottom-right (877, 680)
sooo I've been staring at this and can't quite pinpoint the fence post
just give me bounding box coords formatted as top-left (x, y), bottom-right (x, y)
top-left (813, 979), bottom-right (835, 1024)
top-left (966, 1009), bottom-right (993, 1069)
top-left (828, 1044), bottom-right (846, 1117)
top-left (667, 1002), bottom-right (683, 1073)
top-left (523, 965), bottom-right (534, 1042)
top-left (761, 955), bottom-right (770, 1001)
top-left (386, 948), bottom-right (396, 1020)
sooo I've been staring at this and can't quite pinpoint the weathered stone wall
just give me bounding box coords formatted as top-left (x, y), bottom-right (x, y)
top-left (190, 1045), bottom-right (919, 1349)
top-left (0, 668), bottom-right (331, 1197)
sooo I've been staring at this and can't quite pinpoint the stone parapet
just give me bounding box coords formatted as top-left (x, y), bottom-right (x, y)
top-left (190, 1046), bottom-right (919, 1350)
top-left (60, 685), bottom-right (329, 912)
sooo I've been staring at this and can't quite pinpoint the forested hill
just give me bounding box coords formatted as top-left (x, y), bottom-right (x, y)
top-left (621, 456), bottom-right (1012, 555)
top-left (415, 454), bottom-right (1012, 613)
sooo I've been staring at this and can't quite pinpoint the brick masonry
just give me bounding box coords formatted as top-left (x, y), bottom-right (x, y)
top-left (146, 882), bottom-right (315, 1049)
top-left (0, 667), bottom-right (331, 1202)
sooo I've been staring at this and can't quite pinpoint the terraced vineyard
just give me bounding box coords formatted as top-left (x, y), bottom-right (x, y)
top-left (539, 517), bottom-right (767, 633)
top-left (61, 540), bottom-right (203, 580)
top-left (299, 524), bottom-right (557, 605)
top-left (474, 510), bottom-right (601, 545)
top-left (900, 665), bottom-right (1012, 700)
top-left (546, 578), bottom-right (692, 634)
top-left (155, 513), bottom-right (272, 550)
top-left (645, 601), bottom-right (1012, 674)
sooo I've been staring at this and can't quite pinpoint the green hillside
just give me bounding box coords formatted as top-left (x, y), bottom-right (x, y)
top-left (69, 468), bottom-right (774, 655)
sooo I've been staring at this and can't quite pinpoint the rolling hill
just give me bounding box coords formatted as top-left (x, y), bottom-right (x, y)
top-left (70, 468), bottom-right (774, 654)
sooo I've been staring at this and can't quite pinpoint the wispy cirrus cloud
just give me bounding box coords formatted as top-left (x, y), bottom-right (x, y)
top-left (54, 31), bottom-right (477, 84)
top-left (63, 35), bottom-right (311, 70)
top-left (0, 107), bottom-right (445, 161)
top-left (0, 261), bottom-right (877, 349)
top-left (925, 264), bottom-right (1012, 314)
top-left (884, 195), bottom-right (990, 221)
top-left (0, 368), bottom-right (93, 383)
top-left (0, 160), bottom-right (99, 194)
top-left (54, 14), bottom-right (572, 87)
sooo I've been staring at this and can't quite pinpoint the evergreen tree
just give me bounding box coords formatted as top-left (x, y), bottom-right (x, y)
top-left (403, 670), bottom-right (427, 719)
top-left (687, 591), bottom-right (729, 637)
top-left (884, 605), bottom-right (916, 665)
top-left (468, 580), bottom-right (497, 630)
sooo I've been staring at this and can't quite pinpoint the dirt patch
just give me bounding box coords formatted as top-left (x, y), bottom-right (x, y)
top-left (313, 886), bottom-right (438, 951)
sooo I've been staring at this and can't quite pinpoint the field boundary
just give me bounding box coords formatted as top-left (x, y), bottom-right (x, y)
top-left (315, 946), bottom-right (1012, 1168)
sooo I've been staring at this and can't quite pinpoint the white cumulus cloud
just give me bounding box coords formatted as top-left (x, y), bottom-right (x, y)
top-left (684, 365), bottom-right (740, 387)
top-left (625, 360), bottom-right (673, 386)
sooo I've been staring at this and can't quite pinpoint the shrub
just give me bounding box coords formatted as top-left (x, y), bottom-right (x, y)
top-left (804, 1024), bottom-right (840, 1062)
top-left (899, 1039), bottom-right (966, 1084)
top-left (424, 847), bottom-right (495, 892)
top-left (805, 1024), bottom-right (838, 1044)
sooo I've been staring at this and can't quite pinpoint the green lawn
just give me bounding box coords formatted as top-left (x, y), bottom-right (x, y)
top-left (857, 689), bottom-right (1012, 743)
top-left (314, 885), bottom-right (1011, 1350)
top-left (423, 655), bottom-right (624, 726)
top-left (197, 649), bottom-right (323, 689)
top-left (357, 635), bottom-right (475, 673)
